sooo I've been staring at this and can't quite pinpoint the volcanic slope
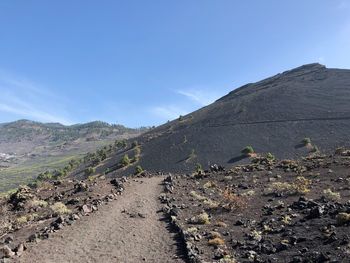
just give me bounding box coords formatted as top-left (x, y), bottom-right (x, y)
top-left (92, 63), bottom-right (350, 176)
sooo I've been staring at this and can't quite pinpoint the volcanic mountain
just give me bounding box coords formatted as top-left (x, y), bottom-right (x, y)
top-left (93, 63), bottom-right (350, 176)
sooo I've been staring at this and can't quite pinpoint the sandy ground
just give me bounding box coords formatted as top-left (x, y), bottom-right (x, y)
top-left (16, 177), bottom-right (186, 263)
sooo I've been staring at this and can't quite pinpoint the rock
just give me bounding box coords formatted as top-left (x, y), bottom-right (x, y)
top-left (276, 241), bottom-right (289, 251)
top-left (235, 219), bottom-right (245, 226)
top-left (245, 250), bottom-right (257, 260)
top-left (193, 234), bottom-right (202, 241)
top-left (110, 179), bottom-right (124, 193)
top-left (71, 214), bottom-right (80, 221)
top-left (164, 175), bottom-right (173, 183)
top-left (28, 233), bottom-right (39, 243)
top-left (138, 213), bottom-right (146, 218)
top-left (292, 256), bottom-right (303, 263)
top-left (66, 198), bottom-right (80, 205)
top-left (164, 184), bottom-right (173, 193)
top-left (3, 236), bottom-right (13, 244)
top-left (0, 246), bottom-right (15, 258)
top-left (307, 206), bottom-right (324, 219)
top-left (8, 186), bottom-right (35, 210)
top-left (15, 243), bottom-right (25, 256)
top-left (50, 216), bottom-right (65, 230)
top-left (291, 197), bottom-right (309, 210)
top-left (82, 204), bottom-right (93, 214)
top-left (74, 181), bottom-right (89, 192)
top-left (56, 216), bottom-right (65, 224)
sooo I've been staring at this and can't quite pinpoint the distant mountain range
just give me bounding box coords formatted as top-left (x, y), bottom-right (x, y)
top-left (0, 119), bottom-right (148, 191)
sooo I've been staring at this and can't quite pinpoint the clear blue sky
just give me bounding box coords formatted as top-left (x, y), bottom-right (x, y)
top-left (0, 1), bottom-right (349, 127)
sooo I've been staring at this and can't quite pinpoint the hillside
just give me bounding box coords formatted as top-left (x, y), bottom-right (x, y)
top-left (90, 63), bottom-right (350, 177)
top-left (0, 120), bottom-right (147, 192)
top-left (1, 149), bottom-right (350, 262)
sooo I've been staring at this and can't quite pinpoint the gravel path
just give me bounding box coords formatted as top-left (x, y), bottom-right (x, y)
top-left (17, 177), bottom-right (186, 263)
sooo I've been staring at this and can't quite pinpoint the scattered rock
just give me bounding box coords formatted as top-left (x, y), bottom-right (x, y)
top-left (0, 245), bottom-right (15, 258)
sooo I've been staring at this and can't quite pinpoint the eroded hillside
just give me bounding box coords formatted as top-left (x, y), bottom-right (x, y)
top-left (0, 120), bottom-right (148, 192)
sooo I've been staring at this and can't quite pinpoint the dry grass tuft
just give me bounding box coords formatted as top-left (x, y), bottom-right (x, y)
top-left (208, 237), bottom-right (225, 246)
top-left (190, 212), bottom-right (210, 224)
top-left (50, 202), bottom-right (71, 215)
top-left (220, 189), bottom-right (247, 211)
top-left (323, 188), bottom-right (341, 201)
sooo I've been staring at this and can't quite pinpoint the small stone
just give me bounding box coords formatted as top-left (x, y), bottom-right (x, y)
top-left (82, 204), bottom-right (93, 214)
top-left (3, 236), bottom-right (13, 244)
top-left (15, 243), bottom-right (25, 256)
top-left (0, 245), bottom-right (15, 258)
top-left (138, 213), bottom-right (146, 218)
top-left (28, 233), bottom-right (38, 243)
top-left (307, 206), bottom-right (324, 219)
top-left (71, 214), bottom-right (80, 220)
top-left (292, 256), bottom-right (303, 263)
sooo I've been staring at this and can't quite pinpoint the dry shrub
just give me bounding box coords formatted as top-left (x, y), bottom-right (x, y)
top-left (29, 199), bottom-right (48, 209)
top-left (50, 202), bottom-right (71, 215)
top-left (208, 237), bottom-right (225, 246)
top-left (268, 176), bottom-right (311, 195)
top-left (215, 221), bottom-right (228, 228)
top-left (292, 176), bottom-right (311, 194)
top-left (190, 191), bottom-right (207, 201)
top-left (190, 212), bottom-right (210, 224)
top-left (209, 231), bottom-right (222, 239)
top-left (220, 189), bottom-right (247, 211)
top-left (203, 181), bottom-right (217, 189)
top-left (16, 213), bottom-right (38, 224)
top-left (323, 188), bottom-right (341, 201)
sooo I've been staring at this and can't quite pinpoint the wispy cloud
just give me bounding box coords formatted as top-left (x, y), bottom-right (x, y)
top-left (150, 87), bottom-right (227, 123)
top-left (175, 88), bottom-right (222, 106)
top-left (0, 70), bottom-right (73, 124)
top-left (150, 105), bottom-right (188, 121)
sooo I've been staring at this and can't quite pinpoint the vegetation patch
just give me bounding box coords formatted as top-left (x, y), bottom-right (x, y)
top-left (50, 202), bottom-right (71, 216)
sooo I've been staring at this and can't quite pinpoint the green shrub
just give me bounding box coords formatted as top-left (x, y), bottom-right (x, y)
top-left (195, 163), bottom-right (203, 173)
top-left (115, 140), bottom-right (127, 148)
top-left (37, 171), bottom-right (53, 181)
top-left (120, 154), bottom-right (131, 167)
top-left (241, 146), bottom-right (254, 156)
top-left (84, 167), bottom-right (96, 176)
top-left (266, 152), bottom-right (275, 160)
top-left (131, 141), bottom-right (139, 148)
top-left (134, 146), bottom-right (141, 156)
top-left (302, 137), bottom-right (311, 145)
top-left (135, 165), bottom-right (144, 174)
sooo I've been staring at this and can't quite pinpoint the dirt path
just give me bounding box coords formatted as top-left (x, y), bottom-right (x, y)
top-left (17, 177), bottom-right (186, 263)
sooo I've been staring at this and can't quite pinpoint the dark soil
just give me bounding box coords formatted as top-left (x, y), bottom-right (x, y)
top-left (162, 149), bottom-right (350, 262)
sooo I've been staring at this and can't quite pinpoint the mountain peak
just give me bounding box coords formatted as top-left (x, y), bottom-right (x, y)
top-left (282, 63), bottom-right (326, 75)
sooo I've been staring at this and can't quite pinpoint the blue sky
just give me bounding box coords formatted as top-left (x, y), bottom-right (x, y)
top-left (0, 1), bottom-right (349, 127)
